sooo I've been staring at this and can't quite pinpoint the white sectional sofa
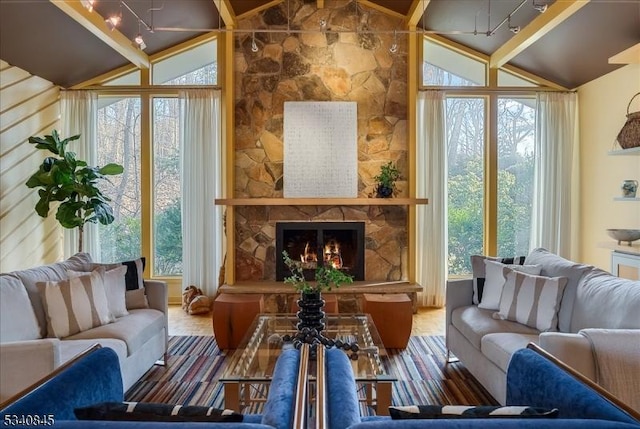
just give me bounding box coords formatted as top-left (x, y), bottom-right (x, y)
top-left (0, 253), bottom-right (168, 403)
top-left (446, 248), bottom-right (640, 405)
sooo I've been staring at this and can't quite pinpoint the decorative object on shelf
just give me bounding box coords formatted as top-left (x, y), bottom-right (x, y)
top-left (616, 92), bottom-right (640, 150)
top-left (283, 250), bottom-right (353, 331)
top-left (607, 229), bottom-right (640, 246)
top-left (622, 180), bottom-right (638, 198)
top-left (25, 130), bottom-right (123, 252)
top-left (374, 161), bottom-right (401, 198)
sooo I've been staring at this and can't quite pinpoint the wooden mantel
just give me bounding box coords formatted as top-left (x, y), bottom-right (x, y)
top-left (215, 198), bottom-right (429, 206)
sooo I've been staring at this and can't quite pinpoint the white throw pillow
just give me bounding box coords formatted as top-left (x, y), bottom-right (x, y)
top-left (68, 266), bottom-right (129, 318)
top-left (37, 267), bottom-right (114, 338)
top-left (493, 270), bottom-right (568, 332)
top-left (0, 274), bottom-right (42, 341)
top-left (478, 261), bottom-right (542, 310)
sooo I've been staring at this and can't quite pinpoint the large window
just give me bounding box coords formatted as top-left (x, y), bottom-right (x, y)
top-left (427, 38), bottom-right (539, 275)
top-left (96, 97), bottom-right (142, 263)
top-left (94, 39), bottom-right (217, 278)
top-left (447, 98), bottom-right (485, 275)
top-left (153, 98), bottom-right (182, 276)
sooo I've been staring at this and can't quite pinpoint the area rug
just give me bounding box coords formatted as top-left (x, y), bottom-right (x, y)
top-left (125, 335), bottom-right (497, 413)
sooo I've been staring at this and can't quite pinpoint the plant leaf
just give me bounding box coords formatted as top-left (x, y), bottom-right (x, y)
top-left (56, 201), bottom-right (84, 229)
top-left (100, 163), bottom-right (124, 175)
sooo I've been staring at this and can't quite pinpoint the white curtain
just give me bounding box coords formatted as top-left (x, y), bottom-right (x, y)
top-left (530, 92), bottom-right (580, 258)
top-left (416, 91), bottom-right (447, 307)
top-left (61, 90), bottom-right (98, 258)
top-left (180, 89), bottom-right (223, 296)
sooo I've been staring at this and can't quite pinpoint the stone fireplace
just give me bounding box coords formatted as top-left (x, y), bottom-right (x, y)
top-left (275, 221), bottom-right (365, 281)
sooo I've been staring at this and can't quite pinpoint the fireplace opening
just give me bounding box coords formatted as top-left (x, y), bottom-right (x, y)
top-left (276, 222), bottom-right (365, 281)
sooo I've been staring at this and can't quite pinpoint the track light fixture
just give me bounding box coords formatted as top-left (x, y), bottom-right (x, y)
top-left (508, 16), bottom-right (520, 34)
top-left (532, 0), bottom-right (548, 13)
top-left (105, 14), bottom-right (122, 31)
top-left (389, 30), bottom-right (398, 54)
top-left (251, 32), bottom-right (259, 52)
top-left (81, 0), bottom-right (95, 12)
top-left (319, 18), bottom-right (327, 30)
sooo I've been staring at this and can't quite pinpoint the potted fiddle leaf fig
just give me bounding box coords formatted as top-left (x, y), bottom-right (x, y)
top-left (25, 130), bottom-right (124, 252)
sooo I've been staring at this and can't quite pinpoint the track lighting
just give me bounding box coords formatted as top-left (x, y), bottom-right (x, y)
top-left (251, 32), bottom-right (259, 52)
top-left (81, 0), bottom-right (96, 12)
top-left (508, 16), bottom-right (520, 34)
top-left (389, 30), bottom-right (398, 54)
top-left (319, 18), bottom-right (327, 30)
top-left (532, 0), bottom-right (548, 13)
top-left (134, 33), bottom-right (146, 50)
top-left (105, 14), bottom-right (121, 31)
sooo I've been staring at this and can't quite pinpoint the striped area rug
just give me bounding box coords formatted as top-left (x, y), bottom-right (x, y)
top-left (125, 335), bottom-right (497, 413)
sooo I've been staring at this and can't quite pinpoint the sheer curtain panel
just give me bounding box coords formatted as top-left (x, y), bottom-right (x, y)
top-left (416, 91), bottom-right (447, 307)
top-left (531, 92), bottom-right (580, 258)
top-left (61, 90), bottom-right (98, 258)
top-left (180, 89), bottom-right (223, 296)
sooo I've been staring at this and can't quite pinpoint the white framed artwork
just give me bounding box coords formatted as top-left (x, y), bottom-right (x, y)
top-left (283, 101), bottom-right (358, 198)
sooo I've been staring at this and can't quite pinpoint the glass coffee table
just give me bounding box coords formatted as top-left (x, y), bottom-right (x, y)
top-left (220, 313), bottom-right (395, 415)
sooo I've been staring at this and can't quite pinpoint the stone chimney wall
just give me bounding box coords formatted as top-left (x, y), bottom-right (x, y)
top-left (233, 0), bottom-right (409, 282)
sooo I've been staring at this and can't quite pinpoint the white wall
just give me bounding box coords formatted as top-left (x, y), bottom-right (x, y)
top-left (0, 60), bottom-right (62, 272)
top-left (578, 64), bottom-right (640, 270)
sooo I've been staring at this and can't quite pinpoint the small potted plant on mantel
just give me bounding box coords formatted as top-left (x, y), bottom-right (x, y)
top-left (374, 161), bottom-right (401, 198)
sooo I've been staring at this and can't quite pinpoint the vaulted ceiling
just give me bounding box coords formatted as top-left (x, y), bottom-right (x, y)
top-left (0, 0), bottom-right (638, 89)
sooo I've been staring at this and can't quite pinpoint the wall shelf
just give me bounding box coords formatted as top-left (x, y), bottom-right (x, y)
top-left (215, 198), bottom-right (429, 206)
top-left (613, 197), bottom-right (640, 201)
top-left (608, 146), bottom-right (640, 156)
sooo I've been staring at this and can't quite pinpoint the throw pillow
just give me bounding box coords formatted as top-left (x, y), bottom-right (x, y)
top-left (471, 255), bottom-right (526, 304)
top-left (478, 260), bottom-right (542, 310)
top-left (389, 405), bottom-right (558, 419)
top-left (92, 257), bottom-right (145, 291)
top-left (37, 267), bottom-right (114, 338)
top-left (68, 266), bottom-right (129, 318)
top-left (125, 288), bottom-right (149, 310)
top-left (0, 274), bottom-right (42, 341)
top-left (493, 270), bottom-right (568, 332)
top-left (74, 402), bottom-right (243, 422)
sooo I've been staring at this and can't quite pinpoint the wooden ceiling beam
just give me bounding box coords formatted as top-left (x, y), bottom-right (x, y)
top-left (359, 1), bottom-right (406, 20)
top-left (406, 0), bottom-right (431, 28)
top-left (213, 0), bottom-right (237, 28)
top-left (609, 43), bottom-right (640, 64)
top-left (50, 0), bottom-right (149, 69)
top-left (489, 0), bottom-right (589, 69)
top-left (317, 0), bottom-right (325, 9)
top-left (236, 0), bottom-right (284, 21)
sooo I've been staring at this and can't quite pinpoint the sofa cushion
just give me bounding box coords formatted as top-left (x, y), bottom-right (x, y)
top-left (11, 253), bottom-right (94, 337)
top-left (479, 261), bottom-right (542, 311)
top-left (493, 271), bottom-right (567, 332)
top-left (0, 274), bottom-right (41, 342)
top-left (75, 402), bottom-right (243, 422)
top-left (471, 255), bottom-right (526, 304)
top-left (37, 268), bottom-right (114, 338)
top-left (451, 306), bottom-right (539, 349)
top-left (59, 339), bottom-right (128, 366)
top-left (69, 267), bottom-right (129, 318)
top-left (64, 309), bottom-right (164, 355)
top-left (524, 248), bottom-right (593, 333)
top-left (571, 270), bottom-right (640, 331)
top-left (481, 333), bottom-right (540, 372)
top-left (125, 288), bottom-right (149, 310)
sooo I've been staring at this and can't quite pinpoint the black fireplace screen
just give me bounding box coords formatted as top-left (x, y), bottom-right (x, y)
top-left (276, 222), bottom-right (365, 281)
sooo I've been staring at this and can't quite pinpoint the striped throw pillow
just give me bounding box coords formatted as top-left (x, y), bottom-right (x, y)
top-left (493, 269), bottom-right (568, 332)
top-left (389, 405), bottom-right (558, 419)
top-left (471, 255), bottom-right (526, 304)
top-left (37, 267), bottom-right (114, 338)
top-left (74, 402), bottom-right (243, 422)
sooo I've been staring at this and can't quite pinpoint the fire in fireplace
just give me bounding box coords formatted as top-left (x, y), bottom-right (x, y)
top-left (276, 222), bottom-right (365, 281)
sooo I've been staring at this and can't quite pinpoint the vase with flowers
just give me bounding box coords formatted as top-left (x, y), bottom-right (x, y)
top-left (282, 250), bottom-right (353, 332)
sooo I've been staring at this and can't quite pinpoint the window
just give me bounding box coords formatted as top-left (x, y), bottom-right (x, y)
top-left (423, 38), bottom-right (485, 86)
top-left (94, 39), bottom-right (217, 278)
top-left (153, 98), bottom-right (182, 276)
top-left (497, 98), bottom-right (535, 256)
top-left (447, 97), bottom-right (485, 275)
top-left (96, 97), bottom-right (142, 263)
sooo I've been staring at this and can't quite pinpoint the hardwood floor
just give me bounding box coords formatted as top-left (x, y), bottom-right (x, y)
top-left (168, 305), bottom-right (446, 337)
